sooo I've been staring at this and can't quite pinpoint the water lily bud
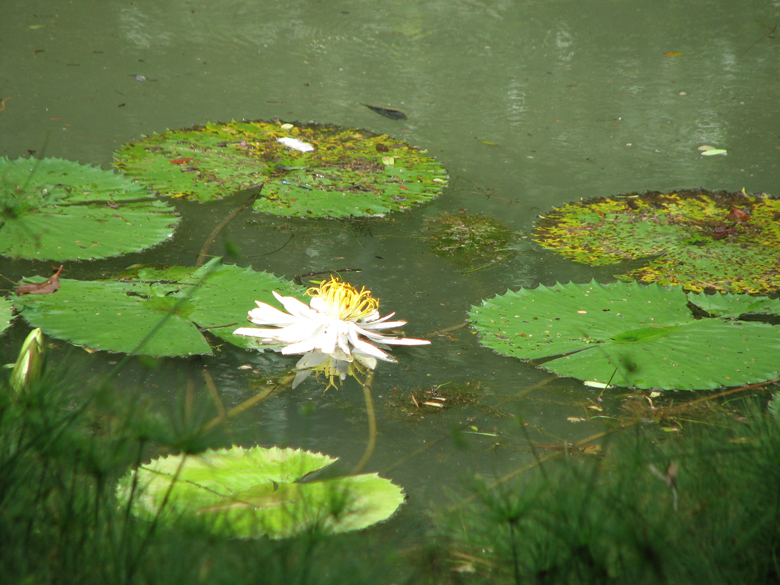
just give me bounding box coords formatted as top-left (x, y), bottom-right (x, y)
top-left (10, 328), bottom-right (45, 393)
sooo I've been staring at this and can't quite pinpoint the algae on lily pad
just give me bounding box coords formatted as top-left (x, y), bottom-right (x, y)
top-left (15, 258), bottom-right (305, 357)
top-left (114, 120), bottom-right (448, 218)
top-left (533, 189), bottom-right (780, 294)
top-left (0, 157), bottom-right (179, 261)
top-left (117, 445), bottom-right (405, 539)
top-left (469, 280), bottom-right (780, 390)
top-left (424, 211), bottom-right (515, 268)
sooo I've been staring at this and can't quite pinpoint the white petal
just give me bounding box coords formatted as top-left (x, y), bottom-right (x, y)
top-left (354, 324), bottom-right (430, 346)
top-left (354, 352), bottom-right (379, 370)
top-left (292, 369), bottom-right (312, 388)
top-left (274, 292), bottom-right (319, 320)
top-left (309, 296), bottom-right (329, 314)
top-left (281, 338), bottom-right (316, 355)
top-left (361, 311), bottom-right (400, 326)
top-left (330, 346), bottom-right (352, 361)
top-left (247, 302), bottom-right (298, 326)
top-left (295, 351), bottom-right (330, 369)
top-left (233, 326), bottom-right (282, 340)
top-left (315, 328), bottom-right (337, 355)
top-left (347, 326), bottom-right (392, 362)
top-left (271, 321), bottom-right (325, 342)
top-left (277, 137), bottom-right (315, 152)
top-left (335, 330), bottom-right (352, 357)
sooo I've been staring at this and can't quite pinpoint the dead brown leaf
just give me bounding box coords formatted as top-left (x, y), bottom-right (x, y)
top-left (16, 265), bottom-right (64, 295)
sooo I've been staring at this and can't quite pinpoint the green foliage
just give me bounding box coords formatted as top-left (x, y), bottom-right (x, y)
top-left (433, 401), bottom-right (780, 584)
top-left (468, 280), bottom-right (780, 390)
top-left (15, 257), bottom-right (305, 357)
top-left (424, 211), bottom-right (515, 268)
top-left (533, 189), bottom-right (780, 293)
top-left (0, 157), bottom-right (180, 261)
top-left (0, 354), bottom-right (395, 585)
top-left (0, 298), bottom-right (12, 335)
top-left (114, 120), bottom-right (448, 218)
top-left (687, 290), bottom-right (780, 318)
top-left (118, 445), bottom-right (405, 539)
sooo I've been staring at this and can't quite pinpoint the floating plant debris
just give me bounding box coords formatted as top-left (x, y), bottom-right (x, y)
top-left (362, 103), bottom-right (408, 120)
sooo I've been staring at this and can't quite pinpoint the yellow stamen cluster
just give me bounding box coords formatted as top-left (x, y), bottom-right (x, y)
top-left (313, 357), bottom-right (370, 392)
top-left (306, 277), bottom-right (379, 321)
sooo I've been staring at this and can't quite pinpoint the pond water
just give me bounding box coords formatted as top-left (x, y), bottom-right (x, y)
top-left (2, 0), bottom-right (779, 545)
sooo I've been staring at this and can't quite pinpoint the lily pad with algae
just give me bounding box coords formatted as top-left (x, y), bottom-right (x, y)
top-left (114, 120), bottom-right (448, 218)
top-left (117, 445), bottom-right (405, 539)
top-left (533, 189), bottom-right (780, 294)
top-left (14, 258), bottom-right (305, 357)
top-left (424, 211), bottom-right (516, 268)
top-left (0, 157), bottom-right (180, 261)
top-left (469, 280), bottom-right (780, 390)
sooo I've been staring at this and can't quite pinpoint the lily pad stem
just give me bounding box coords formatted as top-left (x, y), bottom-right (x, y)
top-left (351, 369), bottom-right (377, 475)
top-left (195, 186), bottom-right (262, 267)
top-left (201, 372), bottom-right (296, 432)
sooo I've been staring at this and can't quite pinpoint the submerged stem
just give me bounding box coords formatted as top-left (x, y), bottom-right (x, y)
top-left (196, 187), bottom-right (262, 267)
top-left (351, 369), bottom-right (377, 475)
top-left (201, 372), bottom-right (296, 433)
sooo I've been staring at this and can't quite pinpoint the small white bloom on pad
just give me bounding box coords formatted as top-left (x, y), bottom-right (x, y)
top-left (276, 137), bottom-right (315, 152)
top-left (234, 277), bottom-right (430, 388)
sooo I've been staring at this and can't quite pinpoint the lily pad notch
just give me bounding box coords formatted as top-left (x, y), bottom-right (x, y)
top-left (114, 120), bottom-right (448, 219)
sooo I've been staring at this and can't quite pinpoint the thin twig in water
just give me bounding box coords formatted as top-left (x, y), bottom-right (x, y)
top-left (293, 268), bottom-right (362, 286)
top-left (244, 232), bottom-right (295, 258)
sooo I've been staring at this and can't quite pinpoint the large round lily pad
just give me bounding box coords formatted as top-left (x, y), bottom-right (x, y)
top-left (117, 445), bottom-right (405, 539)
top-left (0, 157), bottom-right (180, 261)
top-left (469, 280), bottom-right (780, 390)
top-left (533, 189), bottom-right (780, 294)
top-left (14, 258), bottom-right (305, 357)
top-left (114, 120), bottom-right (448, 218)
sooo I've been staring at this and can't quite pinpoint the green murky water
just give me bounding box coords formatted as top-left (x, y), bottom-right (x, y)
top-left (1, 0), bottom-right (779, 537)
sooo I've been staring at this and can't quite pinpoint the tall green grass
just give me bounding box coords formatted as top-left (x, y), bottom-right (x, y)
top-left (0, 358), bottom-right (392, 585)
top-left (4, 337), bottom-right (780, 585)
top-left (431, 396), bottom-right (780, 584)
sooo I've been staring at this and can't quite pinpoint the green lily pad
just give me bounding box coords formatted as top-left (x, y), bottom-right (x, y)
top-left (0, 298), bottom-right (13, 335)
top-left (533, 189), bottom-right (780, 294)
top-left (117, 445), bottom-right (405, 539)
top-left (113, 120), bottom-right (448, 218)
top-left (0, 157), bottom-right (180, 261)
top-left (14, 258), bottom-right (304, 357)
top-left (468, 280), bottom-right (780, 390)
top-left (687, 291), bottom-right (780, 319)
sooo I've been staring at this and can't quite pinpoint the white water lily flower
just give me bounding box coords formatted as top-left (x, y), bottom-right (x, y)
top-left (234, 277), bottom-right (430, 388)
